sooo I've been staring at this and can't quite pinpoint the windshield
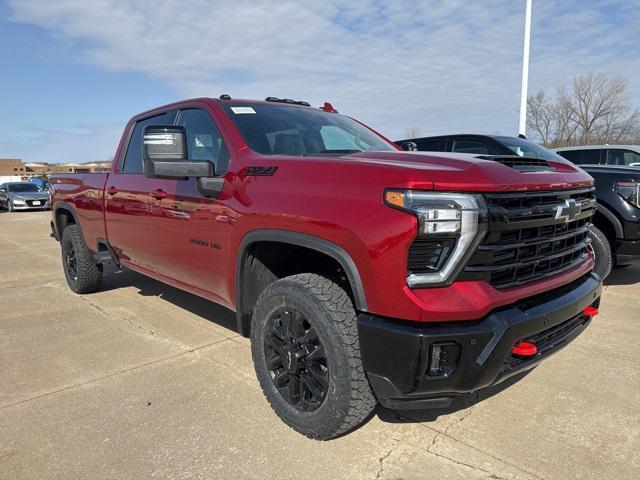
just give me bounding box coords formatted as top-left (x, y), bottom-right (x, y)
top-left (222, 103), bottom-right (396, 156)
top-left (492, 136), bottom-right (567, 162)
top-left (8, 183), bottom-right (41, 193)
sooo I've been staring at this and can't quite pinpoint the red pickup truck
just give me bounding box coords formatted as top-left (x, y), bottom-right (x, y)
top-left (51, 96), bottom-right (602, 439)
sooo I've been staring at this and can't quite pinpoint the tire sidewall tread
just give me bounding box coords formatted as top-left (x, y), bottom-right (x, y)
top-left (589, 225), bottom-right (612, 280)
top-left (61, 224), bottom-right (103, 294)
top-left (250, 273), bottom-right (376, 440)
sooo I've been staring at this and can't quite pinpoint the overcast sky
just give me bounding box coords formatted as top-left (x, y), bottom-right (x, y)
top-left (1, 0), bottom-right (638, 163)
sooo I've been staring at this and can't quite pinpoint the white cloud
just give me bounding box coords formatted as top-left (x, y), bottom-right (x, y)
top-left (6, 0), bottom-right (640, 145)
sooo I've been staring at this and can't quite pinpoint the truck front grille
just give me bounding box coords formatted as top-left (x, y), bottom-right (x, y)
top-left (460, 188), bottom-right (596, 289)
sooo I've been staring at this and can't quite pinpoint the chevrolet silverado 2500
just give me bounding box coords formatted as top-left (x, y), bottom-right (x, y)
top-left (51, 96), bottom-right (602, 439)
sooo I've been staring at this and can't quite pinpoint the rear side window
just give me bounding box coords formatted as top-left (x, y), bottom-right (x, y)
top-left (451, 139), bottom-right (499, 155)
top-left (606, 149), bottom-right (640, 167)
top-left (415, 139), bottom-right (445, 152)
top-left (557, 149), bottom-right (602, 165)
top-left (176, 109), bottom-right (230, 175)
top-left (121, 113), bottom-right (169, 173)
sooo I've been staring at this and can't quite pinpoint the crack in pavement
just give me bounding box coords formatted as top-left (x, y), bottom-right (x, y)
top-left (377, 407), bottom-right (544, 480)
top-left (373, 438), bottom-right (401, 480)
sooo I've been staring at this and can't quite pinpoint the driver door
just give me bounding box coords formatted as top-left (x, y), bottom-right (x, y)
top-left (149, 107), bottom-right (234, 299)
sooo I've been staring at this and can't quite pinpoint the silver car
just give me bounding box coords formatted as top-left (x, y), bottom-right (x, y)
top-left (0, 182), bottom-right (51, 211)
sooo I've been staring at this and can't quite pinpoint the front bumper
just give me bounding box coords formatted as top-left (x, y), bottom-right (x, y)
top-left (11, 200), bottom-right (50, 210)
top-left (358, 273), bottom-right (601, 410)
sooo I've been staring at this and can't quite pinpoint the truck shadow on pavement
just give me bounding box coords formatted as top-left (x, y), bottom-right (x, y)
top-left (100, 267), bottom-right (238, 333)
top-left (99, 266), bottom-right (541, 427)
top-left (604, 264), bottom-right (640, 286)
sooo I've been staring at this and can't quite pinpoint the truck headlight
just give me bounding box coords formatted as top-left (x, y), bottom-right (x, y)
top-left (385, 190), bottom-right (487, 286)
top-left (614, 180), bottom-right (639, 207)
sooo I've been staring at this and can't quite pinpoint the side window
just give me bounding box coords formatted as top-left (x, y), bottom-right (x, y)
top-left (415, 139), bottom-right (445, 152)
top-left (176, 109), bottom-right (230, 175)
top-left (607, 149), bottom-right (640, 166)
top-left (121, 113), bottom-right (168, 173)
top-left (560, 149), bottom-right (601, 165)
top-left (451, 139), bottom-right (498, 155)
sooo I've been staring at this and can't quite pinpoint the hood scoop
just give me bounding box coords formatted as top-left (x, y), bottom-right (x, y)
top-left (475, 155), bottom-right (554, 172)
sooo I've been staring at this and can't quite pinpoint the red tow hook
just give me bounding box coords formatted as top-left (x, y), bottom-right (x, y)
top-left (583, 306), bottom-right (599, 317)
top-left (512, 341), bottom-right (537, 357)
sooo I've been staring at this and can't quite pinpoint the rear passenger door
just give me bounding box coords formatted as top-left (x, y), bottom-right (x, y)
top-left (104, 112), bottom-right (176, 271)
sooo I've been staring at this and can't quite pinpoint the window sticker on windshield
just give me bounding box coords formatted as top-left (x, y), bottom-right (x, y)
top-left (231, 106), bottom-right (256, 114)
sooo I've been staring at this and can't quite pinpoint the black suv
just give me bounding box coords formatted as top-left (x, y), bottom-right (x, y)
top-left (397, 134), bottom-right (640, 279)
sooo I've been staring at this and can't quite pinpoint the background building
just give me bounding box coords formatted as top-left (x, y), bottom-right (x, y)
top-left (0, 159), bottom-right (112, 182)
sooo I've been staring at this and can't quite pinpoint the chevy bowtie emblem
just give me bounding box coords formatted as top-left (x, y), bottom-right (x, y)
top-left (555, 199), bottom-right (582, 223)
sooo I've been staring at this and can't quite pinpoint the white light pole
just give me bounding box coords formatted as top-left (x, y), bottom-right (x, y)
top-left (518, 0), bottom-right (532, 137)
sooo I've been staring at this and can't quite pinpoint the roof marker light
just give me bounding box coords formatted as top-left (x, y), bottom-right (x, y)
top-left (320, 102), bottom-right (338, 113)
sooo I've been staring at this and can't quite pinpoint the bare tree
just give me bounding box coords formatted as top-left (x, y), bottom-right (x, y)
top-left (404, 127), bottom-right (422, 139)
top-left (526, 90), bottom-right (553, 145)
top-left (527, 73), bottom-right (639, 147)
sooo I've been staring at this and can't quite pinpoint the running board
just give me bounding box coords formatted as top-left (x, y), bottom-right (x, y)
top-left (94, 238), bottom-right (122, 268)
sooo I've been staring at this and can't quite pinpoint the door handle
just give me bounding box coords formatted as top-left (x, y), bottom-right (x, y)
top-left (150, 189), bottom-right (167, 199)
top-left (107, 186), bottom-right (118, 195)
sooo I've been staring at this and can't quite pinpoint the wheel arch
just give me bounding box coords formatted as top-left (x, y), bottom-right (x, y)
top-left (235, 229), bottom-right (368, 337)
top-left (594, 203), bottom-right (623, 239)
top-left (53, 203), bottom-right (81, 240)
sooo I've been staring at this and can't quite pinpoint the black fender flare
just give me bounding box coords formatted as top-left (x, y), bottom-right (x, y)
top-left (595, 203), bottom-right (623, 239)
top-left (52, 203), bottom-right (82, 240)
top-left (235, 229), bottom-right (368, 336)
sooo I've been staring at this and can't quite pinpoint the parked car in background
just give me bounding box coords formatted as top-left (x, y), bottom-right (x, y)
top-left (49, 96), bottom-right (601, 439)
top-left (29, 176), bottom-right (50, 192)
top-left (396, 134), bottom-right (566, 160)
top-left (553, 145), bottom-right (640, 167)
top-left (397, 133), bottom-right (625, 279)
top-left (552, 146), bottom-right (640, 272)
top-left (0, 182), bottom-right (51, 211)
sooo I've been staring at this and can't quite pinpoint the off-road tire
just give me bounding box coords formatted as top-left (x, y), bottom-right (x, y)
top-left (250, 273), bottom-right (376, 440)
top-left (589, 225), bottom-right (612, 280)
top-left (60, 224), bottom-right (102, 293)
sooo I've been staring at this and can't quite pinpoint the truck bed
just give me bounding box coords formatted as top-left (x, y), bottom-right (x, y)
top-left (50, 173), bottom-right (108, 253)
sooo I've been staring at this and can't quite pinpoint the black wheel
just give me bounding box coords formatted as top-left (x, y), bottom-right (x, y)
top-left (250, 273), bottom-right (376, 440)
top-left (7, 200), bottom-right (14, 212)
top-left (60, 224), bottom-right (102, 293)
top-left (589, 225), bottom-right (612, 280)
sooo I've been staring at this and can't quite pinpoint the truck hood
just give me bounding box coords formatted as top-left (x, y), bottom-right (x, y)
top-left (330, 151), bottom-right (594, 192)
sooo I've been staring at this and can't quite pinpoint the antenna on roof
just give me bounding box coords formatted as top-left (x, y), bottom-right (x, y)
top-left (219, 94), bottom-right (231, 100)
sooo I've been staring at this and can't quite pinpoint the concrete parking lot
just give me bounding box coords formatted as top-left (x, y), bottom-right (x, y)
top-left (1, 210), bottom-right (638, 480)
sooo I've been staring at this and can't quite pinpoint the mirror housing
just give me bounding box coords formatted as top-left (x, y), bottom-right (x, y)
top-left (142, 125), bottom-right (214, 179)
top-left (399, 141), bottom-right (418, 152)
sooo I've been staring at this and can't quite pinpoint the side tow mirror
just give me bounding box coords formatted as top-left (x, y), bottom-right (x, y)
top-left (142, 125), bottom-right (214, 179)
top-left (399, 141), bottom-right (418, 152)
